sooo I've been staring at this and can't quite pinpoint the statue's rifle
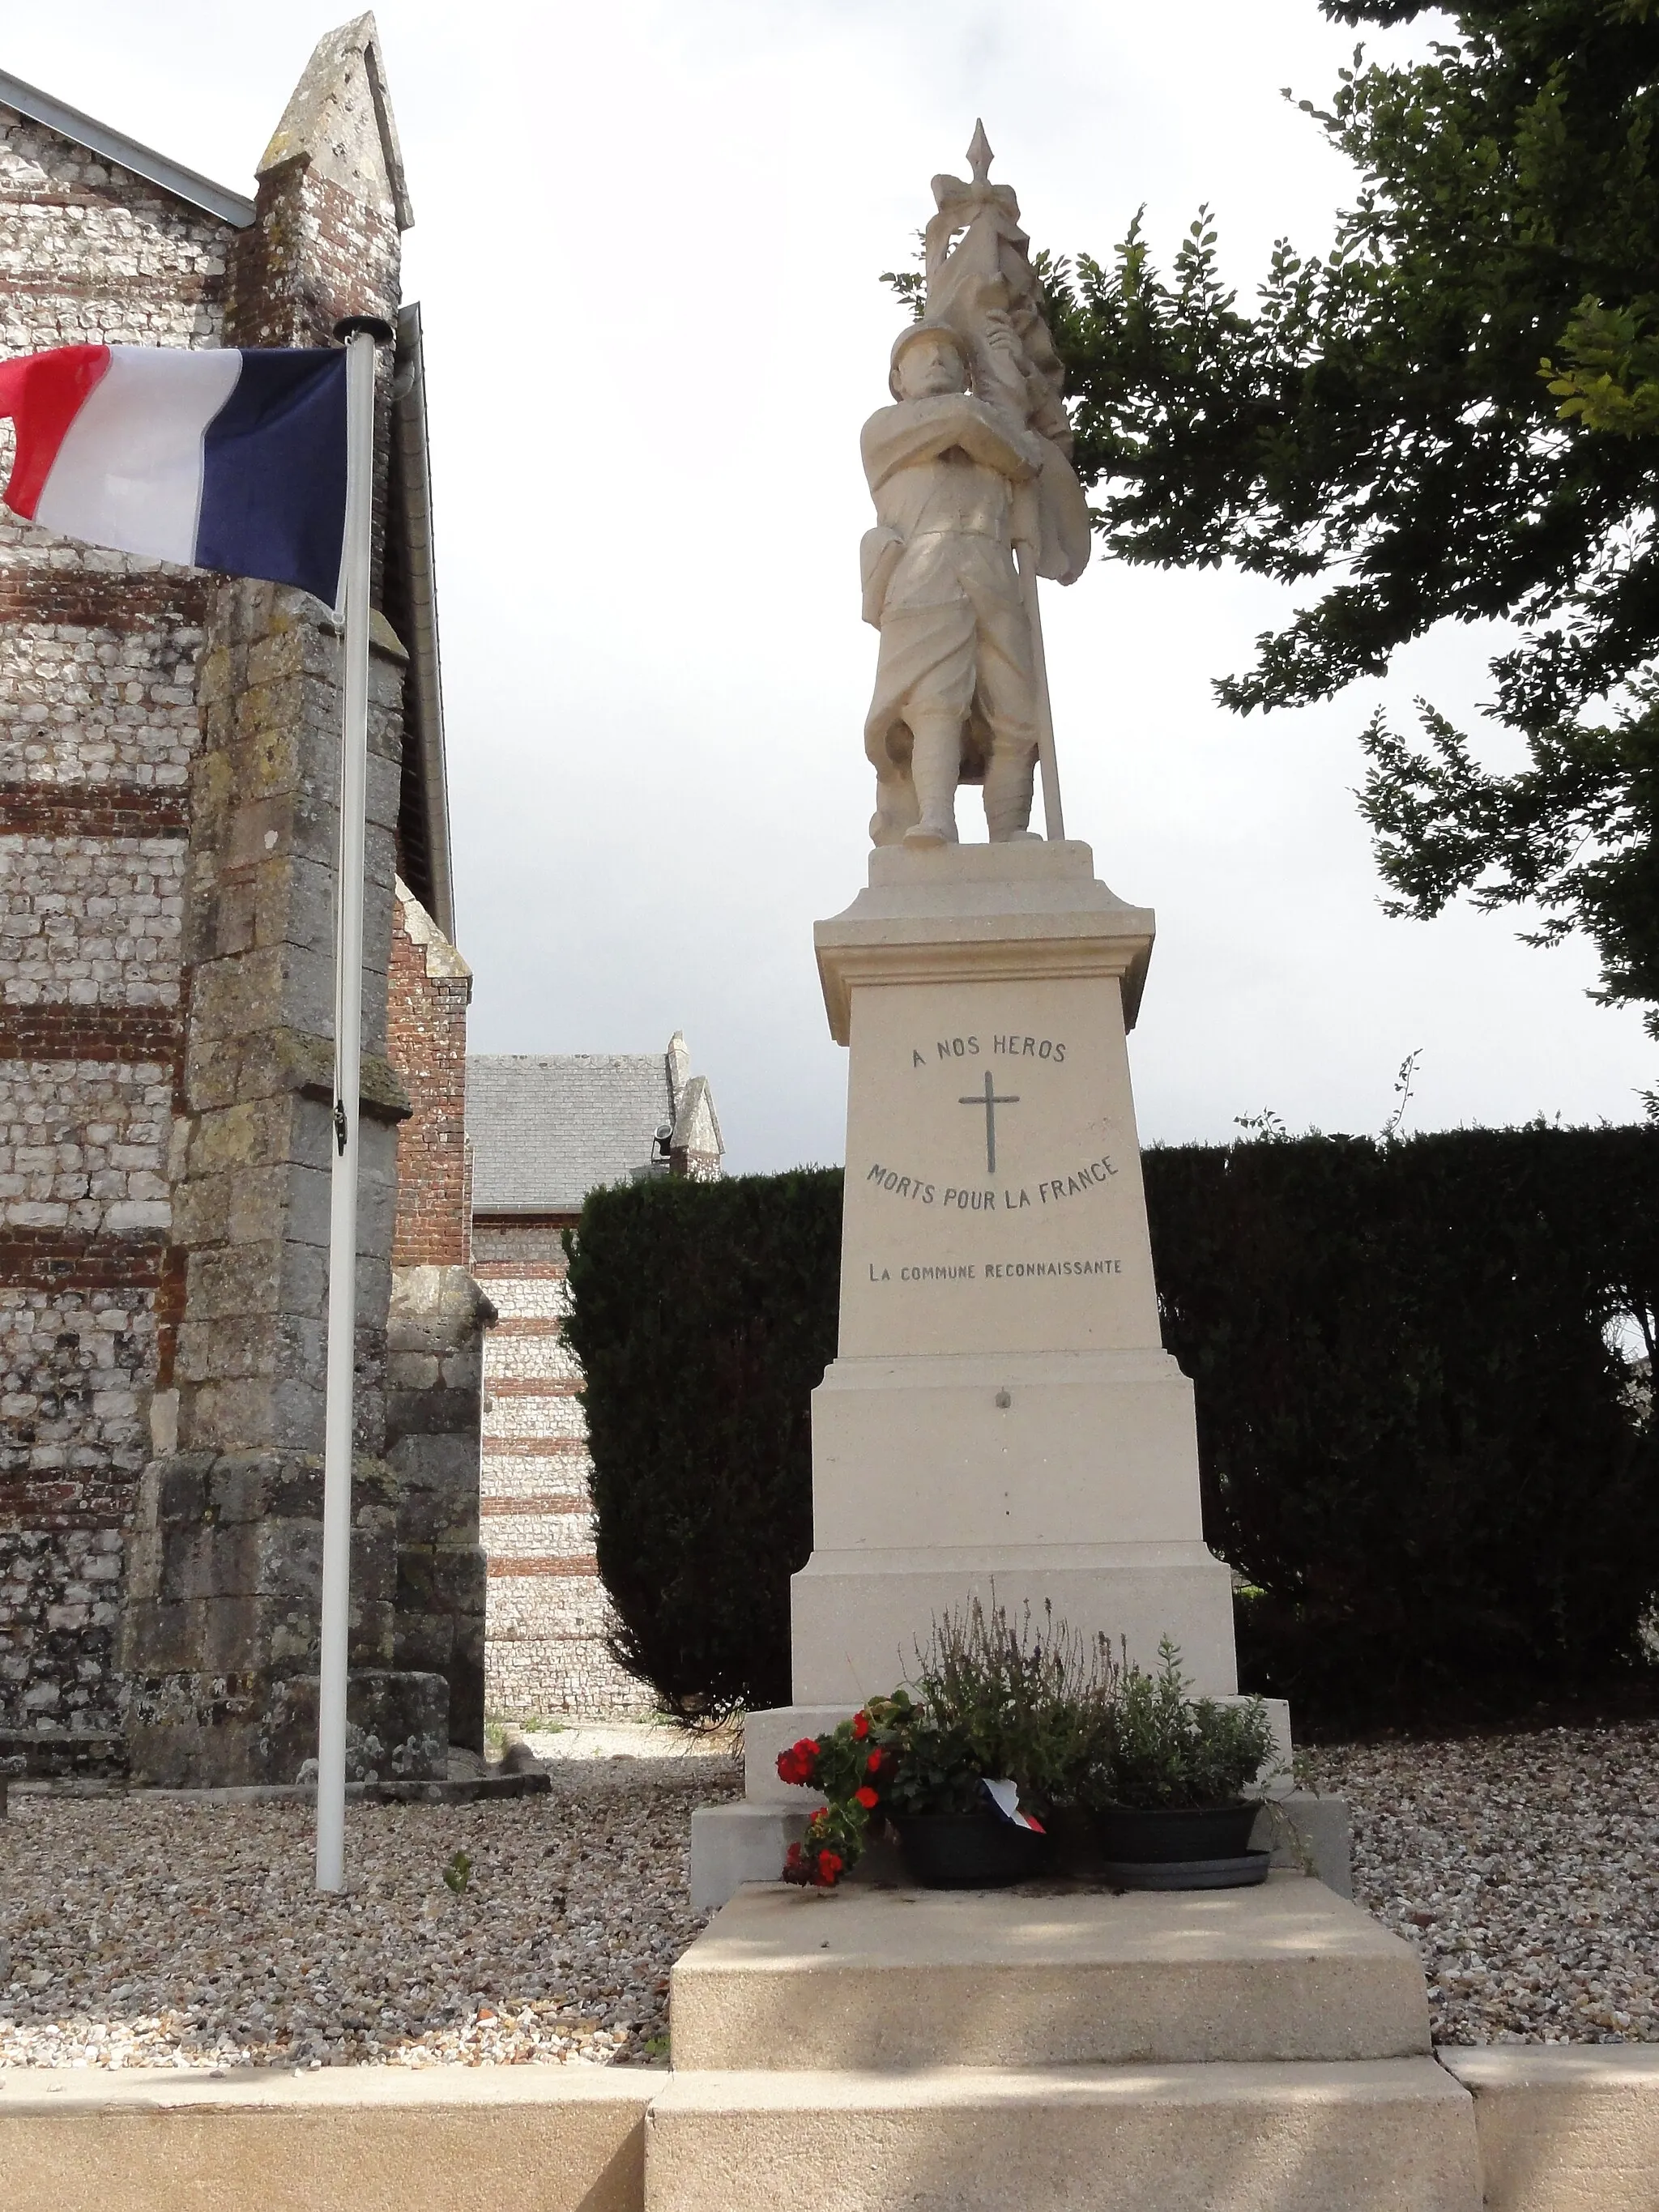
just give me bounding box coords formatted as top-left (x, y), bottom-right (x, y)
top-left (1017, 532), bottom-right (1065, 842)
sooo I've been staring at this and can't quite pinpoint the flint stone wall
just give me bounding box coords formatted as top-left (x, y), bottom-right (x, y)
top-left (388, 885), bottom-right (472, 1270)
top-left (0, 96), bottom-right (224, 1767)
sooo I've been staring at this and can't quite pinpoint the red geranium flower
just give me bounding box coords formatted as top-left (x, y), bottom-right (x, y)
top-left (776, 1737), bottom-right (821, 1788)
top-left (852, 1711), bottom-right (870, 1740)
top-left (855, 1785), bottom-right (879, 1809)
top-left (866, 1750), bottom-right (884, 1773)
top-left (815, 1852), bottom-right (844, 1886)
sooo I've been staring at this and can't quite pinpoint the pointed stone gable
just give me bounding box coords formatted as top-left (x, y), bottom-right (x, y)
top-left (258, 13), bottom-right (412, 230)
top-left (228, 17), bottom-right (404, 351)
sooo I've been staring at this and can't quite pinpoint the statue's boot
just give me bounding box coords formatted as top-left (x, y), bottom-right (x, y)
top-left (903, 715), bottom-right (962, 849)
top-left (984, 743), bottom-right (1038, 842)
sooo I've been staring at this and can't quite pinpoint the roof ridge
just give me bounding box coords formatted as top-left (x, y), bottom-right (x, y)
top-left (0, 67), bottom-right (257, 228)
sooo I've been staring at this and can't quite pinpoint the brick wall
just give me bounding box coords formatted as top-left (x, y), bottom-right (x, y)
top-left (0, 96), bottom-right (227, 1767)
top-left (471, 1219), bottom-right (652, 1720)
top-left (389, 881), bottom-right (471, 1267)
top-left (383, 880), bottom-right (488, 1754)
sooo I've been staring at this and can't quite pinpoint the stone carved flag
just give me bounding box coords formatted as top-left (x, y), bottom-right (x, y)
top-left (0, 343), bottom-right (348, 603)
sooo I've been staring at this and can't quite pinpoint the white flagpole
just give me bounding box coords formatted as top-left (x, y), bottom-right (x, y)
top-left (317, 316), bottom-right (390, 1894)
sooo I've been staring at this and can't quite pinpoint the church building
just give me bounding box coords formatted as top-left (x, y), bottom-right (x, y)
top-left (0, 19), bottom-right (490, 1784)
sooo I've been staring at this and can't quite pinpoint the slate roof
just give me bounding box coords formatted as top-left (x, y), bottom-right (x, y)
top-left (468, 1051), bottom-right (680, 1214)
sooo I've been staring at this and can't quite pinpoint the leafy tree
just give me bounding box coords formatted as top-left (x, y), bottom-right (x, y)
top-left (1000, 3), bottom-right (1659, 1033)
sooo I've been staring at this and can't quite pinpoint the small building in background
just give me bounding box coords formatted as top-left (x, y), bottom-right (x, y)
top-left (467, 1034), bottom-right (723, 1718)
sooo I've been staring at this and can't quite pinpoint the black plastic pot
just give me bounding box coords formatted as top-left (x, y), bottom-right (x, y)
top-left (890, 1811), bottom-right (1055, 1889)
top-left (1090, 1801), bottom-right (1260, 1864)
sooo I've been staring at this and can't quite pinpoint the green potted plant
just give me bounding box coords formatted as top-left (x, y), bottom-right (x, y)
top-left (776, 1599), bottom-right (1110, 1889)
top-left (1081, 1639), bottom-right (1281, 1887)
top-left (878, 1701), bottom-right (1053, 1889)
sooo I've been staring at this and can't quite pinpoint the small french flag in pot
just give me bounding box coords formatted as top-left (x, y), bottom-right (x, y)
top-left (0, 343), bottom-right (348, 604)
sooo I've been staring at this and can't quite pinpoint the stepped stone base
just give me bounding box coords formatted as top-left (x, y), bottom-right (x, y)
top-left (645, 2060), bottom-right (1481, 2212)
top-left (658, 1875), bottom-right (1476, 2212)
top-left (15, 2051), bottom-right (1659, 2212)
top-left (672, 1874), bottom-right (1417, 2070)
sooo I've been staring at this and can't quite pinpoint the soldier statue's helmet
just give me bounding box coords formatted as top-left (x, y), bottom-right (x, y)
top-left (889, 319), bottom-right (970, 398)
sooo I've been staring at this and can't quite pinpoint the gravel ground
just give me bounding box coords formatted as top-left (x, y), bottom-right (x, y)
top-left (1307, 1720), bottom-right (1659, 2045)
top-left (0, 1754), bottom-right (739, 2071)
top-left (6, 1719), bottom-right (1657, 2069)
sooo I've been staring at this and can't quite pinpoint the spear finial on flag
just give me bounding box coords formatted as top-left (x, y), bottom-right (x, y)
top-left (967, 117), bottom-right (993, 185)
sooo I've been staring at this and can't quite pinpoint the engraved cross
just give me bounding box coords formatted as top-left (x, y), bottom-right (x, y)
top-left (959, 1070), bottom-right (1019, 1176)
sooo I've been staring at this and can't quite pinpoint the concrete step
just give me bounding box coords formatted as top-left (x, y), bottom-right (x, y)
top-left (643, 2059), bottom-right (1482, 2212)
top-left (671, 1873), bottom-right (1430, 2069)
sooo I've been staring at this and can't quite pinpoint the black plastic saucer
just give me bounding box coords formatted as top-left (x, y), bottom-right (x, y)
top-left (1099, 1848), bottom-right (1272, 1891)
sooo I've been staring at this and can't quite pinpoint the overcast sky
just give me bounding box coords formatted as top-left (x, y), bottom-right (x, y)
top-left (15, 2), bottom-right (1656, 1168)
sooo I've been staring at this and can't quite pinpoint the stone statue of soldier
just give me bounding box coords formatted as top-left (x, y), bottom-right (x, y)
top-left (860, 322), bottom-right (1051, 848)
top-left (859, 126), bottom-right (1093, 850)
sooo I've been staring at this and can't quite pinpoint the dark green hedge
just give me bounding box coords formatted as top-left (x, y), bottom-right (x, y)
top-left (1149, 1127), bottom-right (1659, 1731)
top-left (561, 1170), bottom-right (841, 1719)
top-left (565, 1129), bottom-right (1659, 1730)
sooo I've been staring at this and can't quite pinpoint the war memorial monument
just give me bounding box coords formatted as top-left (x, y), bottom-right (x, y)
top-left (650, 133), bottom-right (1487, 2212)
top-left (697, 126), bottom-right (1263, 1883)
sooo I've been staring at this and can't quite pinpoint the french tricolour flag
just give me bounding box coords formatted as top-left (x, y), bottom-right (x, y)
top-left (0, 344), bottom-right (348, 606)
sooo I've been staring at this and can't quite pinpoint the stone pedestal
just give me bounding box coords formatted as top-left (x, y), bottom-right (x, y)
top-left (690, 839), bottom-right (1296, 1907)
top-left (795, 838), bottom-right (1236, 1701)
top-left (689, 837), bottom-right (1354, 1913)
